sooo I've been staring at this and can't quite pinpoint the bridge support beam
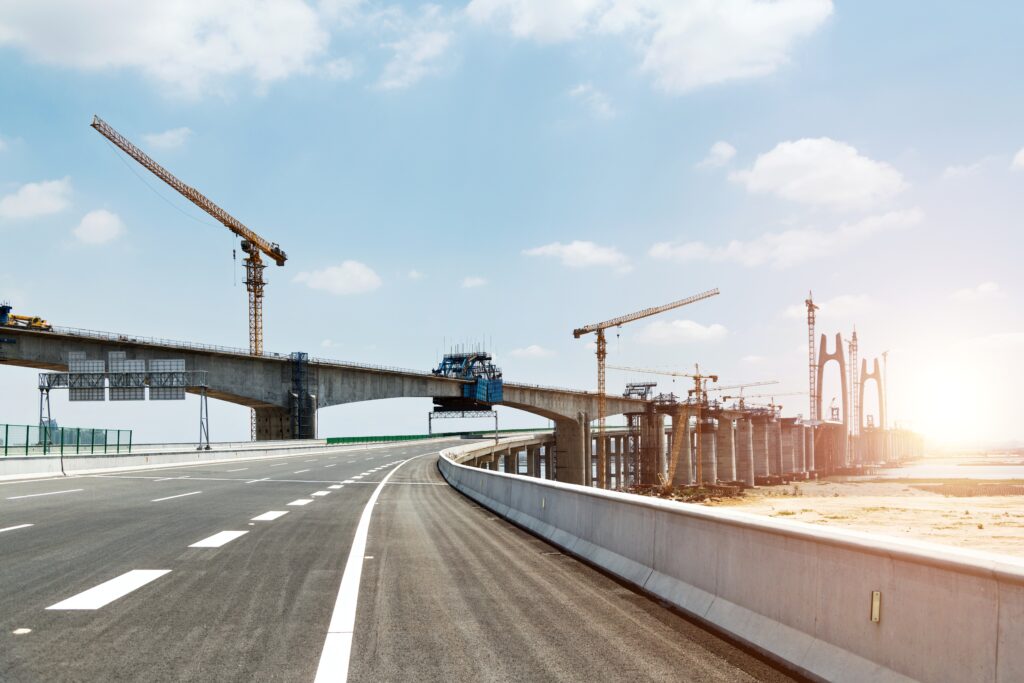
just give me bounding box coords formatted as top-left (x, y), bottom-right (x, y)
top-left (554, 415), bottom-right (588, 485)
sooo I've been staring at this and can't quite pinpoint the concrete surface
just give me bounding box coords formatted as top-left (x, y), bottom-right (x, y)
top-left (440, 441), bottom-right (1024, 683)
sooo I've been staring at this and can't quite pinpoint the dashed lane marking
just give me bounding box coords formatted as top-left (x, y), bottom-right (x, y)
top-left (0, 524), bottom-right (33, 534)
top-left (312, 491), bottom-right (331, 497)
top-left (252, 510), bottom-right (289, 521)
top-left (288, 499), bottom-right (313, 506)
top-left (151, 491), bottom-right (201, 503)
top-left (7, 489), bottom-right (83, 500)
top-left (47, 570), bottom-right (171, 610)
top-left (295, 469), bottom-right (311, 474)
top-left (189, 530), bottom-right (248, 548)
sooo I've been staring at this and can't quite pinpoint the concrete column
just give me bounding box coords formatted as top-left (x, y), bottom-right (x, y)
top-left (615, 436), bottom-right (625, 488)
top-left (639, 408), bottom-right (664, 486)
top-left (751, 418), bottom-right (768, 478)
top-left (735, 419), bottom-right (755, 486)
top-left (715, 417), bottom-right (736, 482)
top-left (255, 407), bottom-right (290, 440)
top-left (805, 427), bottom-right (815, 473)
top-left (781, 425), bottom-right (794, 474)
top-left (584, 420), bottom-right (593, 486)
top-left (545, 442), bottom-right (557, 480)
top-left (670, 412), bottom-right (690, 487)
top-left (526, 446), bottom-right (537, 477)
top-left (794, 425), bottom-right (806, 473)
top-left (604, 437), bottom-right (614, 488)
top-left (698, 420), bottom-right (717, 485)
top-left (768, 420), bottom-right (782, 476)
top-left (553, 417), bottom-right (586, 485)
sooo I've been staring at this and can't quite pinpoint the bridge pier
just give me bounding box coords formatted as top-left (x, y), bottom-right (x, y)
top-left (255, 407), bottom-right (290, 440)
top-left (751, 417), bottom-right (769, 478)
top-left (670, 412), bottom-right (692, 487)
top-left (805, 425), bottom-right (816, 472)
top-left (639, 407), bottom-right (663, 486)
top-left (768, 419), bottom-right (782, 476)
top-left (736, 419), bottom-right (755, 486)
top-left (715, 417), bottom-right (736, 482)
top-left (698, 420), bottom-right (717, 485)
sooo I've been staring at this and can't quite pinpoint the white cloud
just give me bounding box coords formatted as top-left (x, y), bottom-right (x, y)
top-left (407, 269), bottom-right (424, 280)
top-left (650, 208), bottom-right (923, 269)
top-left (0, 1), bottom-right (329, 96)
top-left (635, 319), bottom-right (727, 345)
top-left (142, 127), bottom-right (192, 150)
top-left (323, 56), bottom-right (356, 80)
top-left (461, 276), bottom-right (487, 288)
top-left (730, 137), bottom-right (906, 210)
top-left (942, 159), bottom-right (987, 180)
top-left (465, 0), bottom-right (601, 43)
top-left (377, 29), bottom-right (451, 89)
top-left (73, 209), bottom-right (125, 244)
top-left (783, 293), bottom-right (871, 320)
top-left (293, 260), bottom-right (382, 295)
top-left (510, 344), bottom-right (555, 358)
top-left (697, 141), bottom-right (736, 168)
top-left (523, 240), bottom-right (630, 272)
top-left (0, 177), bottom-right (72, 219)
top-left (569, 83), bottom-right (615, 119)
top-left (951, 281), bottom-right (1002, 303)
top-left (1013, 147), bottom-right (1024, 171)
top-left (467, 0), bottom-right (832, 92)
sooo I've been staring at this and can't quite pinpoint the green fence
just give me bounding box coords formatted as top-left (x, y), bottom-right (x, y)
top-left (326, 427), bottom-right (550, 446)
top-left (1, 423), bottom-right (133, 456)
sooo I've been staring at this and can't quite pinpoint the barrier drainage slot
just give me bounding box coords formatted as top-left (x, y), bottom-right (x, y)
top-left (870, 591), bottom-right (881, 623)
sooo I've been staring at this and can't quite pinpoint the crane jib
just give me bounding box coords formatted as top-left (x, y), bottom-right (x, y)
top-left (90, 115), bottom-right (287, 267)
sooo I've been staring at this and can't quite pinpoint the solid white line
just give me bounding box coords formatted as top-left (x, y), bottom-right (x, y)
top-left (225, 468), bottom-right (248, 472)
top-left (245, 478), bottom-right (269, 484)
top-left (7, 488), bottom-right (83, 500)
top-left (0, 523), bottom-right (33, 534)
top-left (252, 510), bottom-right (289, 521)
top-left (151, 491), bottom-right (201, 503)
top-left (288, 499), bottom-right (313, 506)
top-left (47, 570), bottom-right (171, 610)
top-left (313, 459), bottom-right (409, 683)
top-left (189, 530), bottom-right (248, 548)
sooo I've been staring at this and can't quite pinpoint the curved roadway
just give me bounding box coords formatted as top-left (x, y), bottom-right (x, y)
top-left (0, 441), bottom-right (797, 682)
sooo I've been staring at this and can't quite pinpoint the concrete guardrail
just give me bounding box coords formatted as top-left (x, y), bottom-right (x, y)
top-left (438, 441), bottom-right (1024, 683)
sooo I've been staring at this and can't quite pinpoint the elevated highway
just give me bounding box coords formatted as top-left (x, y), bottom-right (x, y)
top-left (0, 326), bottom-right (647, 485)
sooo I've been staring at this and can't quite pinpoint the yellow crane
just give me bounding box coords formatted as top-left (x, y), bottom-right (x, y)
top-left (574, 288), bottom-right (719, 489)
top-left (91, 115), bottom-right (287, 439)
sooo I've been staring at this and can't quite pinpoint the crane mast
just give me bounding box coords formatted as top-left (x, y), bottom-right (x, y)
top-left (91, 115), bottom-right (288, 440)
top-left (574, 288), bottom-right (719, 490)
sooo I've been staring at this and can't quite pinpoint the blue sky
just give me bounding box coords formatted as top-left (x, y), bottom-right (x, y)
top-left (1, 1), bottom-right (1022, 445)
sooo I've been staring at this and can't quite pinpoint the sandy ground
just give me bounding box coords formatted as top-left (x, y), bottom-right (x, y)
top-left (706, 466), bottom-right (1024, 558)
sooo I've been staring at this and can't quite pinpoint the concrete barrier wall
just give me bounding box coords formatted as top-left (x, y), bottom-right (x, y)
top-left (439, 443), bottom-right (1024, 683)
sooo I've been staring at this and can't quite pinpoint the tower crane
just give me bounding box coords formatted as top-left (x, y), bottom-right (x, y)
top-left (90, 115), bottom-right (287, 440)
top-left (607, 362), bottom-right (725, 485)
top-left (574, 288), bottom-right (719, 489)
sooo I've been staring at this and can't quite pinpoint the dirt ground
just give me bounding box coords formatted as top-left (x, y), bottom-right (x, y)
top-left (705, 467), bottom-right (1024, 558)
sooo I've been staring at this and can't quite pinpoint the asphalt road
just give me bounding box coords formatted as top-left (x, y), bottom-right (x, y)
top-left (0, 442), bottom-right (797, 682)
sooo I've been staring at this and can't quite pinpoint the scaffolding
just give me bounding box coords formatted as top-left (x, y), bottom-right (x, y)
top-left (290, 352), bottom-right (316, 439)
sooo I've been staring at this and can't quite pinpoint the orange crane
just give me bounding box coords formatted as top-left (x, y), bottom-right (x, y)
top-left (91, 115), bottom-right (287, 439)
top-left (574, 289), bottom-right (719, 489)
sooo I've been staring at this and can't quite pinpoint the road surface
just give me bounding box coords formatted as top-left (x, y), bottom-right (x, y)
top-left (0, 442), bottom-right (796, 682)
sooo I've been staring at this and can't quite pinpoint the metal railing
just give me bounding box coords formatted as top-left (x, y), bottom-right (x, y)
top-left (1, 423), bottom-right (132, 456)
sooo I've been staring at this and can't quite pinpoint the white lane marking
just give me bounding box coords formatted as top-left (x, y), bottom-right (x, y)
top-left (12, 628), bottom-right (31, 635)
top-left (270, 463), bottom-right (286, 467)
top-left (324, 464), bottom-right (336, 468)
top-left (295, 469), bottom-right (310, 474)
top-left (245, 478), bottom-right (269, 484)
top-left (252, 510), bottom-right (289, 521)
top-left (288, 499), bottom-right (313, 506)
top-left (0, 524), bottom-right (34, 534)
top-left (314, 458), bottom-right (410, 683)
top-left (151, 491), bottom-right (201, 503)
top-left (7, 489), bottom-right (83, 500)
top-left (311, 491), bottom-right (331, 497)
top-left (328, 485), bottom-right (343, 490)
top-left (47, 570), bottom-right (171, 610)
top-left (226, 468), bottom-right (248, 472)
top-left (189, 530), bottom-right (248, 548)
top-left (306, 460), bottom-right (318, 463)
top-left (352, 475), bottom-right (364, 480)
top-left (153, 477), bottom-right (174, 482)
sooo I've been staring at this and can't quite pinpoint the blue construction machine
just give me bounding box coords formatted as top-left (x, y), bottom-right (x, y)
top-left (432, 350), bottom-right (503, 404)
